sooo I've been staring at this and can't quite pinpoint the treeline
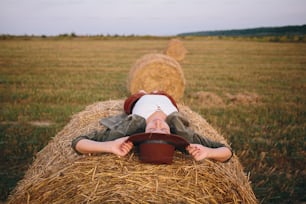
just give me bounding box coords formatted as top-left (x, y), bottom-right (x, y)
top-left (1, 24), bottom-right (306, 42)
top-left (0, 33), bottom-right (172, 40)
top-left (178, 25), bottom-right (306, 37)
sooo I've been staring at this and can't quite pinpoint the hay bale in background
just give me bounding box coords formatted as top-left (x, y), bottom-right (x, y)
top-left (225, 92), bottom-right (260, 105)
top-left (8, 100), bottom-right (257, 204)
top-left (190, 91), bottom-right (225, 107)
top-left (127, 54), bottom-right (185, 101)
top-left (164, 38), bottom-right (188, 61)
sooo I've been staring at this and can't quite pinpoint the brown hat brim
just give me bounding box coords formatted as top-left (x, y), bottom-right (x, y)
top-left (128, 133), bottom-right (189, 164)
top-left (128, 132), bottom-right (189, 150)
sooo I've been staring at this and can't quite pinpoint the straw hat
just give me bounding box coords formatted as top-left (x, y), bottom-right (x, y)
top-left (128, 133), bottom-right (189, 164)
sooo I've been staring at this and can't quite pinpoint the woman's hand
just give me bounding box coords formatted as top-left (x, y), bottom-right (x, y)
top-left (75, 136), bottom-right (133, 156)
top-left (186, 144), bottom-right (232, 162)
top-left (186, 144), bottom-right (210, 161)
top-left (110, 136), bottom-right (134, 156)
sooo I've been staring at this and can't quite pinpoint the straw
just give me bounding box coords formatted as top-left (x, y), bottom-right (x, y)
top-left (164, 38), bottom-right (188, 61)
top-left (8, 100), bottom-right (257, 204)
top-left (127, 54), bottom-right (185, 101)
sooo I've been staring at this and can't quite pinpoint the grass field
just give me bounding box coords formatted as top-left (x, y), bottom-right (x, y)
top-left (0, 37), bottom-right (305, 203)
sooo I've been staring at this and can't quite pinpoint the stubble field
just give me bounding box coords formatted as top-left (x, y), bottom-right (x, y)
top-left (0, 37), bottom-right (305, 203)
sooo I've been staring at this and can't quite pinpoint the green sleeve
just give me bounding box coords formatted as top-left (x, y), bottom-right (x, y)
top-left (166, 112), bottom-right (228, 148)
top-left (71, 129), bottom-right (111, 155)
top-left (71, 113), bottom-right (146, 154)
top-left (166, 112), bottom-right (233, 161)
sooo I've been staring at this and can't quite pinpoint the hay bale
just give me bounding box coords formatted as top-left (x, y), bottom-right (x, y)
top-left (127, 54), bottom-right (185, 101)
top-left (190, 91), bottom-right (225, 107)
top-left (225, 92), bottom-right (260, 105)
top-left (164, 38), bottom-right (187, 61)
top-left (8, 100), bottom-right (257, 204)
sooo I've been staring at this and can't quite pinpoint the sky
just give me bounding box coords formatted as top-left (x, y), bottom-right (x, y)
top-left (0, 0), bottom-right (305, 36)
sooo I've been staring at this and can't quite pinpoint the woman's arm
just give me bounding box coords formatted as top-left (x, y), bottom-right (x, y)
top-left (75, 136), bottom-right (133, 157)
top-left (186, 144), bottom-right (232, 162)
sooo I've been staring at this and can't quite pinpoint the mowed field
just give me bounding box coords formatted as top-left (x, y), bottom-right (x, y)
top-left (0, 37), bottom-right (305, 203)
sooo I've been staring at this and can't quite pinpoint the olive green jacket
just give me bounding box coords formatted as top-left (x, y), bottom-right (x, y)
top-left (71, 112), bottom-right (230, 155)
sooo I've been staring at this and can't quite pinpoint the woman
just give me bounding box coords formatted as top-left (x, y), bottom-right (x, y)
top-left (72, 91), bottom-right (232, 162)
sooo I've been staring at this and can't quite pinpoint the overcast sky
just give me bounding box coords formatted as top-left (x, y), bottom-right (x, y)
top-left (0, 0), bottom-right (305, 36)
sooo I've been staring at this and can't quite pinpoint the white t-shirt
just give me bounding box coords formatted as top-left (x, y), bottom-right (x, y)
top-left (132, 95), bottom-right (178, 119)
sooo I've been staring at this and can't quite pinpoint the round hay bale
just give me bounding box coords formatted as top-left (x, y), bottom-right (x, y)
top-left (164, 38), bottom-right (188, 61)
top-left (127, 54), bottom-right (185, 101)
top-left (8, 100), bottom-right (257, 204)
